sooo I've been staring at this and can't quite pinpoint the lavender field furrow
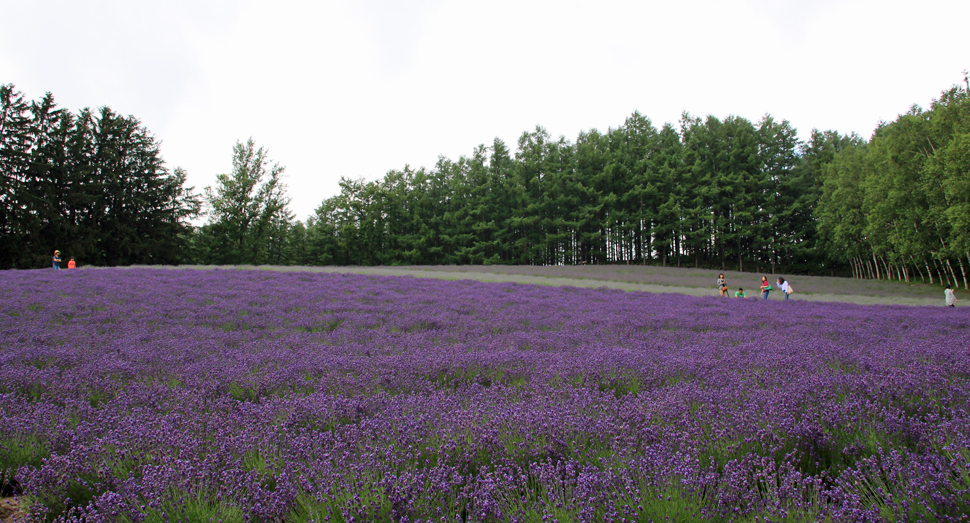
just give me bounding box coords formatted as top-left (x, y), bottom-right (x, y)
top-left (1, 268), bottom-right (969, 522)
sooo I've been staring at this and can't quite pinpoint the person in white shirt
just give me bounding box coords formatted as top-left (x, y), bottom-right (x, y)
top-left (776, 277), bottom-right (791, 300)
top-left (945, 285), bottom-right (958, 307)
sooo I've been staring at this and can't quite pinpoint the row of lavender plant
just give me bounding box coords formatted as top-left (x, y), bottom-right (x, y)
top-left (1, 268), bottom-right (968, 522)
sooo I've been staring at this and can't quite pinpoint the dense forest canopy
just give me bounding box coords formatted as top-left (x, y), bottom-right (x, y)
top-left (2, 81), bottom-right (969, 287)
top-left (0, 84), bottom-right (199, 269)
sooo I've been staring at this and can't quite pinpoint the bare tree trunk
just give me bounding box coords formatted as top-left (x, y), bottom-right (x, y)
top-left (738, 238), bottom-right (743, 273)
top-left (933, 258), bottom-right (949, 286)
top-left (967, 251), bottom-right (970, 289)
top-left (925, 258), bottom-right (934, 285)
top-left (966, 252), bottom-right (970, 286)
top-left (647, 228), bottom-right (652, 264)
top-left (871, 252), bottom-right (881, 279)
top-left (946, 259), bottom-right (960, 289)
top-left (959, 256), bottom-right (969, 290)
top-left (911, 257), bottom-right (925, 284)
top-left (942, 259), bottom-right (954, 288)
top-left (864, 258), bottom-right (874, 280)
top-left (675, 235), bottom-right (680, 268)
top-left (850, 257), bottom-right (858, 279)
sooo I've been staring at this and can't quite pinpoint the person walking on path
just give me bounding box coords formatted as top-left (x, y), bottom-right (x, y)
top-left (776, 277), bottom-right (792, 300)
top-left (734, 287), bottom-right (746, 298)
top-left (52, 250), bottom-right (61, 270)
top-left (760, 276), bottom-right (771, 300)
top-left (67, 257), bottom-right (76, 269)
top-left (717, 274), bottom-right (728, 297)
top-left (945, 285), bottom-right (958, 307)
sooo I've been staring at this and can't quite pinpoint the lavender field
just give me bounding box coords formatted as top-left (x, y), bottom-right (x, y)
top-left (1, 268), bottom-right (969, 522)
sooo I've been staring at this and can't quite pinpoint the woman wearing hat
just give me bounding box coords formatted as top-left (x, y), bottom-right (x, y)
top-left (52, 250), bottom-right (62, 270)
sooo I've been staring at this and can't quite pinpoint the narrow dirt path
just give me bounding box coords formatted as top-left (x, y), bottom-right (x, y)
top-left (0, 498), bottom-right (27, 523)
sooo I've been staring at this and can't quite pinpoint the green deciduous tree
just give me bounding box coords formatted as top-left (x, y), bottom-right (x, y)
top-left (198, 138), bottom-right (292, 265)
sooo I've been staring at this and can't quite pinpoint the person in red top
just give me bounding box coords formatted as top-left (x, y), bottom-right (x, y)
top-left (760, 276), bottom-right (771, 300)
top-left (67, 257), bottom-right (76, 269)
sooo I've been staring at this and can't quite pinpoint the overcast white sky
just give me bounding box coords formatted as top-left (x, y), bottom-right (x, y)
top-left (2, 0), bottom-right (967, 220)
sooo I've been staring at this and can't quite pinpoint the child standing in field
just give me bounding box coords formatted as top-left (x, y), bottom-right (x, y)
top-left (760, 276), bottom-right (771, 300)
top-left (945, 285), bottom-right (958, 307)
top-left (776, 277), bottom-right (791, 300)
top-left (717, 273), bottom-right (728, 297)
top-left (52, 250), bottom-right (61, 270)
top-left (735, 287), bottom-right (746, 298)
top-left (68, 257), bottom-right (76, 269)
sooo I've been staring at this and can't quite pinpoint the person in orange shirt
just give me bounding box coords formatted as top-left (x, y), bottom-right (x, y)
top-left (67, 257), bottom-right (76, 269)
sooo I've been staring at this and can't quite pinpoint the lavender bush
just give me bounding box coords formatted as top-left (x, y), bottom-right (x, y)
top-left (1, 268), bottom-right (968, 522)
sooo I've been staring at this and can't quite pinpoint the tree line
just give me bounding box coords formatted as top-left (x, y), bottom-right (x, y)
top-left (3, 81), bottom-right (969, 287)
top-left (0, 84), bottom-right (198, 269)
top-left (301, 113), bottom-right (834, 273)
top-left (816, 84), bottom-right (970, 288)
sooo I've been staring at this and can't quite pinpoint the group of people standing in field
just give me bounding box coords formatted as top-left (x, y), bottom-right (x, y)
top-left (718, 273), bottom-right (792, 301)
top-left (51, 250), bottom-right (75, 270)
top-left (719, 272), bottom-right (960, 307)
